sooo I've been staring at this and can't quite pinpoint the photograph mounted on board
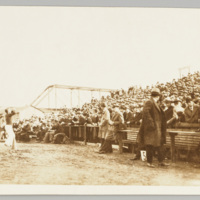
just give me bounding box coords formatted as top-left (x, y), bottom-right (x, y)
top-left (0, 5), bottom-right (200, 194)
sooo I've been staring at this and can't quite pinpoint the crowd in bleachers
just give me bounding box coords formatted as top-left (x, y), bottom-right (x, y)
top-left (1, 71), bottom-right (200, 144)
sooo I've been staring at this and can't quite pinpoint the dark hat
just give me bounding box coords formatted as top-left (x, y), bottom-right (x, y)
top-left (83, 112), bottom-right (88, 116)
top-left (125, 105), bottom-right (129, 109)
top-left (151, 88), bottom-right (160, 96)
top-left (100, 102), bottom-right (107, 108)
top-left (164, 97), bottom-right (171, 102)
top-left (113, 104), bottom-right (120, 108)
top-left (186, 96), bottom-right (192, 103)
top-left (174, 97), bottom-right (181, 102)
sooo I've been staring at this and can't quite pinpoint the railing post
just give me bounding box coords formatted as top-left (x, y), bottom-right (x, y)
top-left (93, 126), bottom-right (96, 141)
top-left (118, 131), bottom-right (123, 154)
top-left (84, 125), bottom-right (87, 145)
top-left (48, 88), bottom-right (50, 108)
top-left (78, 90), bottom-right (80, 108)
top-left (69, 126), bottom-right (72, 141)
top-left (70, 89), bottom-right (73, 108)
top-left (78, 126), bottom-right (81, 138)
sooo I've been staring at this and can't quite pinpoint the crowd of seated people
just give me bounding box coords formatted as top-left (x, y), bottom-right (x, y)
top-left (5, 108), bottom-right (102, 144)
top-left (105, 71), bottom-right (200, 127)
top-left (0, 71), bottom-right (200, 145)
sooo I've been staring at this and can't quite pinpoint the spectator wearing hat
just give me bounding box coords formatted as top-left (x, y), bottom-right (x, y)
top-left (52, 132), bottom-right (69, 144)
top-left (135, 107), bottom-right (143, 124)
top-left (43, 119), bottom-right (66, 143)
top-left (164, 97), bottom-right (178, 127)
top-left (184, 100), bottom-right (200, 123)
top-left (99, 104), bottom-right (124, 154)
top-left (137, 88), bottom-right (167, 168)
top-left (84, 113), bottom-right (94, 142)
top-left (51, 121), bottom-right (69, 144)
top-left (70, 112), bottom-right (80, 139)
top-left (96, 102), bottom-right (110, 151)
top-left (18, 121), bottom-right (32, 142)
top-left (74, 111), bottom-right (86, 139)
top-left (91, 109), bottom-right (99, 125)
top-left (14, 122), bottom-right (23, 141)
top-left (123, 106), bottom-right (134, 126)
top-left (36, 122), bottom-right (49, 142)
top-left (173, 97), bottom-right (185, 122)
top-left (89, 109), bottom-right (100, 142)
top-left (174, 98), bottom-right (184, 113)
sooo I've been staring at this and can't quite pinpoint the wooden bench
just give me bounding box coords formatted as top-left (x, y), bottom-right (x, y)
top-left (67, 125), bottom-right (99, 145)
top-left (86, 125), bottom-right (99, 142)
top-left (29, 135), bottom-right (37, 139)
top-left (120, 123), bottom-right (200, 162)
top-left (121, 128), bottom-right (139, 153)
top-left (166, 129), bottom-right (200, 161)
top-left (168, 123), bottom-right (200, 161)
top-left (67, 123), bottom-right (200, 161)
top-left (66, 125), bottom-right (87, 144)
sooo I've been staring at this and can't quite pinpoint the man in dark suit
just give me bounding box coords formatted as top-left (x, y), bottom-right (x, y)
top-left (138, 88), bottom-right (168, 168)
top-left (184, 100), bottom-right (200, 123)
top-left (123, 106), bottom-right (134, 126)
top-left (164, 97), bottom-right (178, 127)
top-left (98, 104), bottom-right (124, 154)
top-left (91, 109), bottom-right (99, 125)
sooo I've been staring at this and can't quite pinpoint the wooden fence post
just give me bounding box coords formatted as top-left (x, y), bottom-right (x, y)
top-left (84, 125), bottom-right (87, 145)
top-left (69, 126), bottom-right (72, 141)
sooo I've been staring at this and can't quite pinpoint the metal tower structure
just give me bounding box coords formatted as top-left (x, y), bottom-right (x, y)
top-left (178, 66), bottom-right (191, 78)
top-left (31, 84), bottom-right (115, 109)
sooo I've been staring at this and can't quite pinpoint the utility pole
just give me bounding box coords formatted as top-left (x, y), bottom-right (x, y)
top-left (78, 90), bottom-right (80, 108)
top-left (70, 89), bottom-right (73, 108)
top-left (178, 66), bottom-right (191, 78)
top-left (54, 85), bottom-right (57, 111)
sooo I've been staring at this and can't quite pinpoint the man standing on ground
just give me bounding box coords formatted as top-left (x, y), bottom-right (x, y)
top-left (138, 88), bottom-right (168, 168)
top-left (98, 104), bottom-right (124, 154)
top-left (4, 108), bottom-right (19, 150)
top-left (96, 102), bottom-right (110, 151)
top-left (109, 104), bottom-right (125, 154)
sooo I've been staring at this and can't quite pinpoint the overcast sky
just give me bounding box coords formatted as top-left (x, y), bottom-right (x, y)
top-left (0, 7), bottom-right (199, 107)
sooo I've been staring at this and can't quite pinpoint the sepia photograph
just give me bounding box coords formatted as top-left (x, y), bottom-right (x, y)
top-left (0, 5), bottom-right (200, 194)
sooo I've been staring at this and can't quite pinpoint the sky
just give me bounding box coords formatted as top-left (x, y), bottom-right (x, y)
top-left (0, 7), bottom-right (199, 107)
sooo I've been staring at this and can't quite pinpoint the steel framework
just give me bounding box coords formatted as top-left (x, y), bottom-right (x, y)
top-left (31, 84), bottom-right (115, 109)
top-left (178, 66), bottom-right (191, 78)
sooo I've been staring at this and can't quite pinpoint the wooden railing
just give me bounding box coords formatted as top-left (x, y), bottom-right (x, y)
top-left (64, 124), bottom-right (99, 145)
top-left (25, 122), bottom-right (200, 162)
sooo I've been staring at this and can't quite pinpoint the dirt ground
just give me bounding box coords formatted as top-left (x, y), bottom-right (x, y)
top-left (0, 141), bottom-right (200, 186)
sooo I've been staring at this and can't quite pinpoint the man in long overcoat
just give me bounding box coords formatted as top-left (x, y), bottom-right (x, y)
top-left (97, 102), bottom-right (110, 149)
top-left (138, 88), bottom-right (167, 167)
top-left (98, 104), bottom-right (124, 154)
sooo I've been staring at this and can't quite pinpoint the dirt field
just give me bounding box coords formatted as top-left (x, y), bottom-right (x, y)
top-left (0, 141), bottom-right (200, 186)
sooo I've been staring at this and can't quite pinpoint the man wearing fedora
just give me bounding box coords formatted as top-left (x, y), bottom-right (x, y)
top-left (184, 99), bottom-right (200, 123)
top-left (164, 97), bottom-right (179, 127)
top-left (138, 88), bottom-right (168, 168)
top-left (97, 102), bottom-right (110, 151)
top-left (123, 106), bottom-right (134, 126)
top-left (98, 104), bottom-right (124, 154)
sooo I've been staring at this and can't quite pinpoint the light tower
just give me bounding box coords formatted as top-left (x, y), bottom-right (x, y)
top-left (178, 66), bottom-right (191, 78)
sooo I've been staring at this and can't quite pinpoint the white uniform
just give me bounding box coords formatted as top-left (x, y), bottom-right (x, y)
top-left (4, 112), bottom-right (17, 150)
